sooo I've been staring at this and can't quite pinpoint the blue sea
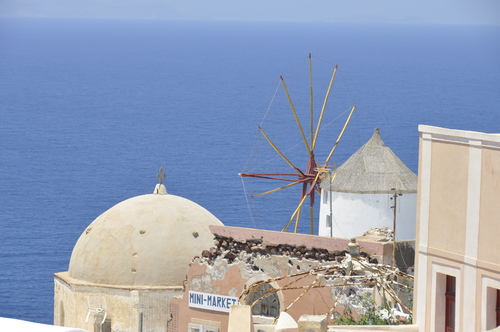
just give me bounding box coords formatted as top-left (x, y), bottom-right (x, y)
top-left (0, 18), bottom-right (499, 324)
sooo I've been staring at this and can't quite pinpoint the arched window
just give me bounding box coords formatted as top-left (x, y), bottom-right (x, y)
top-left (247, 283), bottom-right (280, 317)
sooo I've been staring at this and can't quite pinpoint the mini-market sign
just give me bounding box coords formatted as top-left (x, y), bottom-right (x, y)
top-left (188, 291), bottom-right (239, 313)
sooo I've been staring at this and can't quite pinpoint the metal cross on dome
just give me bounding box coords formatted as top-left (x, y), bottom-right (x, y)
top-left (156, 167), bottom-right (166, 184)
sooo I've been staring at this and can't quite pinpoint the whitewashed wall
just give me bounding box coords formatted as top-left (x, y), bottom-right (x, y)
top-left (318, 190), bottom-right (416, 240)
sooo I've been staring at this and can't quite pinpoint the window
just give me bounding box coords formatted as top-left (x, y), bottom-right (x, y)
top-left (482, 284), bottom-right (500, 329)
top-left (497, 289), bottom-right (500, 327)
top-left (247, 283), bottom-right (280, 317)
top-left (445, 275), bottom-right (456, 332)
top-left (188, 324), bottom-right (202, 332)
top-left (204, 326), bottom-right (219, 332)
top-left (188, 324), bottom-right (219, 332)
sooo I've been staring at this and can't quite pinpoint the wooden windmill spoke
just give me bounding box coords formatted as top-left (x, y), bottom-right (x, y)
top-left (282, 194), bottom-right (309, 232)
top-left (281, 76), bottom-right (311, 155)
top-left (325, 104), bottom-right (356, 165)
top-left (239, 173), bottom-right (301, 182)
top-left (281, 214), bottom-right (294, 233)
top-left (312, 65), bottom-right (338, 151)
top-left (251, 181), bottom-right (301, 198)
top-left (305, 172), bottom-right (321, 196)
top-left (258, 126), bottom-right (302, 173)
top-left (294, 206), bottom-right (302, 233)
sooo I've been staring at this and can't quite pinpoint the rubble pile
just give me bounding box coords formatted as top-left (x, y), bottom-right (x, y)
top-left (190, 234), bottom-right (413, 324)
top-left (196, 235), bottom-right (370, 265)
top-left (362, 227), bottom-right (394, 241)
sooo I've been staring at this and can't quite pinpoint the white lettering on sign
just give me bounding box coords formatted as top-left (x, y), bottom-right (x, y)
top-left (188, 291), bottom-right (239, 313)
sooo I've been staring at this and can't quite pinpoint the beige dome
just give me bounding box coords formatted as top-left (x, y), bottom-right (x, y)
top-left (68, 190), bottom-right (223, 287)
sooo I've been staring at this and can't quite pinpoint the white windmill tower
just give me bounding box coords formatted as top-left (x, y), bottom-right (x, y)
top-left (318, 128), bottom-right (417, 240)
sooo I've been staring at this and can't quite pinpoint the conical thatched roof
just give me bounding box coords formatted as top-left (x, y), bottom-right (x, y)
top-left (321, 128), bottom-right (417, 194)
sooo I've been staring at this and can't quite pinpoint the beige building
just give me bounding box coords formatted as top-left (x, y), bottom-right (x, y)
top-left (54, 183), bottom-right (223, 332)
top-left (414, 125), bottom-right (500, 332)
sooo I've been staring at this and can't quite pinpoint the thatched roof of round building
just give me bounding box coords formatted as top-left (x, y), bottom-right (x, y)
top-left (321, 128), bottom-right (417, 194)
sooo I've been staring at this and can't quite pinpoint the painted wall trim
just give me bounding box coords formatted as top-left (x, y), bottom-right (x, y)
top-left (418, 125), bottom-right (500, 144)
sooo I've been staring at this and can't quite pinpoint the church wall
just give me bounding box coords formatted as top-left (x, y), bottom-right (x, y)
top-left (54, 273), bottom-right (182, 332)
top-left (54, 276), bottom-right (75, 327)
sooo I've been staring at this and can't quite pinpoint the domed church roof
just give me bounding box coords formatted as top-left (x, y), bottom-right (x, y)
top-left (68, 171), bottom-right (223, 287)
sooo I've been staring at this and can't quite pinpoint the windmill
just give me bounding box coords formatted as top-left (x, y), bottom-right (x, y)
top-left (240, 54), bottom-right (356, 234)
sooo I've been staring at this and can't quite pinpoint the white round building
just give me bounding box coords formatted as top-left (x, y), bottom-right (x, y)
top-left (318, 128), bottom-right (417, 240)
top-left (54, 182), bottom-right (223, 332)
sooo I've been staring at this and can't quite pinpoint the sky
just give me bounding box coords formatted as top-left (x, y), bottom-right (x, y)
top-left (0, 0), bottom-right (499, 24)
